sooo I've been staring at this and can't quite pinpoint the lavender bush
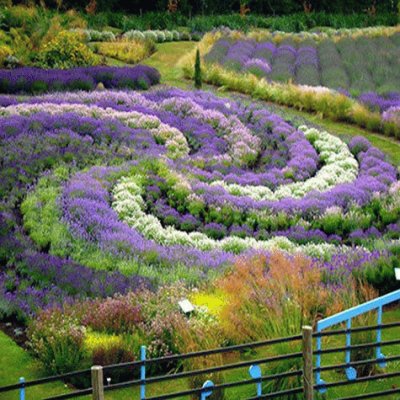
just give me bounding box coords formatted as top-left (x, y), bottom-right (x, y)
top-left (0, 65), bottom-right (160, 94)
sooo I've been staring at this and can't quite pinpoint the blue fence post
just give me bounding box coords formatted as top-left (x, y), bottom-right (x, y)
top-left (249, 365), bottom-right (262, 396)
top-left (315, 330), bottom-right (326, 393)
top-left (200, 380), bottom-right (214, 400)
top-left (140, 346), bottom-right (146, 400)
top-left (376, 305), bottom-right (387, 368)
top-left (19, 377), bottom-right (25, 400)
top-left (345, 319), bottom-right (357, 381)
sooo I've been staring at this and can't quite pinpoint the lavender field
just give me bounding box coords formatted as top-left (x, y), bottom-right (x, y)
top-left (204, 31), bottom-right (400, 126)
top-left (1, 15), bottom-right (400, 399)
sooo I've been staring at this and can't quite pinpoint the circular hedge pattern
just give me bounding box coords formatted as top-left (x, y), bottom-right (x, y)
top-left (1, 88), bottom-right (399, 288)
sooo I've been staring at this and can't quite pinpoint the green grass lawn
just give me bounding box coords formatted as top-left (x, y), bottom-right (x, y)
top-left (0, 331), bottom-right (69, 400)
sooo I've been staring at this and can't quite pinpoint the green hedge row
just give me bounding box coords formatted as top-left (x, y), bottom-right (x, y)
top-left (83, 11), bottom-right (399, 33)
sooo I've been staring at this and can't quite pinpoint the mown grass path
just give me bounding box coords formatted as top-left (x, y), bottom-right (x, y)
top-left (143, 41), bottom-right (197, 88)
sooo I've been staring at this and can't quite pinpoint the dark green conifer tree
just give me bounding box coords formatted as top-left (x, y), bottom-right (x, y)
top-left (194, 48), bottom-right (202, 89)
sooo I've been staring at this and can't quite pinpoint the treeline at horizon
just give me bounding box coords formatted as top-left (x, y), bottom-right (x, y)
top-left (7, 0), bottom-right (399, 15)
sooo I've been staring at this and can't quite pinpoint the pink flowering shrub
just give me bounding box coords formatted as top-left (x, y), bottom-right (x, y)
top-left (27, 308), bottom-right (88, 375)
top-left (81, 294), bottom-right (142, 334)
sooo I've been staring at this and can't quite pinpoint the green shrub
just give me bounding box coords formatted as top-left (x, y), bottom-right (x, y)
top-left (37, 31), bottom-right (97, 69)
top-left (180, 31), bottom-right (192, 41)
top-left (164, 30), bottom-right (173, 41)
top-left (172, 30), bottom-right (180, 40)
top-left (123, 29), bottom-right (145, 41)
top-left (2, 6), bottom-right (38, 29)
top-left (0, 44), bottom-right (12, 67)
top-left (362, 256), bottom-right (400, 295)
top-left (9, 27), bottom-right (32, 63)
top-left (143, 30), bottom-right (158, 42)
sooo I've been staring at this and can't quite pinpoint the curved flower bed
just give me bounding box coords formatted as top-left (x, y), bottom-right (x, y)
top-left (1, 87), bottom-right (399, 318)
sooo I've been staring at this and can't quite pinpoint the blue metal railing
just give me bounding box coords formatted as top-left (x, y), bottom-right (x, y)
top-left (1, 291), bottom-right (399, 400)
top-left (315, 288), bottom-right (400, 392)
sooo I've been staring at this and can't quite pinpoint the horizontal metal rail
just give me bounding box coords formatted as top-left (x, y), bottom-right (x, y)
top-left (314, 354), bottom-right (400, 372)
top-left (145, 374), bottom-right (304, 400)
top-left (314, 338), bottom-right (400, 355)
top-left (313, 321), bottom-right (400, 337)
top-left (0, 369), bottom-right (91, 393)
top-left (335, 387), bottom-right (400, 400)
top-left (104, 368), bottom-right (303, 394)
top-left (247, 387), bottom-right (303, 400)
top-left (314, 371), bottom-right (400, 390)
top-left (104, 351), bottom-right (303, 389)
top-left (103, 334), bottom-right (302, 372)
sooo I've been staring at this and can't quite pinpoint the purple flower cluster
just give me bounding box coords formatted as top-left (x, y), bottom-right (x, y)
top-left (358, 92), bottom-right (400, 112)
top-left (0, 251), bottom-right (149, 320)
top-left (18, 251), bottom-right (149, 297)
top-left (244, 58), bottom-right (272, 76)
top-left (8, 87), bottom-right (319, 190)
top-left (144, 88), bottom-right (319, 188)
top-left (382, 106), bottom-right (400, 126)
top-left (206, 38), bottom-right (319, 84)
top-left (0, 65), bottom-right (160, 94)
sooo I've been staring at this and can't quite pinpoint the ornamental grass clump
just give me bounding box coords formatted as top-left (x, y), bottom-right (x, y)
top-left (217, 251), bottom-right (347, 343)
top-left (85, 332), bottom-right (136, 383)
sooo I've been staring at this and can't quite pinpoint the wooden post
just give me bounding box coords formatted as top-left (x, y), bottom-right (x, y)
top-left (91, 366), bottom-right (105, 400)
top-left (302, 326), bottom-right (314, 400)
